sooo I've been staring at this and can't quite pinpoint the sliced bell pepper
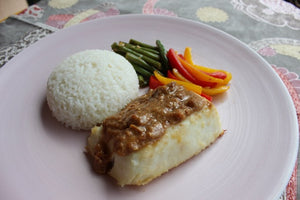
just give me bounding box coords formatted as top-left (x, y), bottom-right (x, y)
top-left (183, 47), bottom-right (194, 65)
top-left (178, 54), bottom-right (185, 60)
top-left (167, 70), bottom-right (179, 80)
top-left (222, 71), bottom-right (232, 85)
top-left (194, 64), bottom-right (232, 82)
top-left (172, 68), bottom-right (191, 83)
top-left (200, 93), bottom-right (213, 101)
top-left (198, 66), bottom-right (232, 84)
top-left (149, 75), bottom-right (163, 89)
top-left (171, 68), bottom-right (212, 101)
top-left (154, 71), bottom-right (202, 95)
top-left (207, 71), bottom-right (227, 79)
top-left (183, 47), bottom-right (231, 82)
top-left (202, 85), bottom-right (230, 95)
top-left (167, 49), bottom-right (216, 87)
top-left (178, 56), bottom-right (225, 86)
top-left (167, 49), bottom-right (198, 83)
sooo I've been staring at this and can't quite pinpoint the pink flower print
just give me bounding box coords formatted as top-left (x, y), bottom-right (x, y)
top-left (257, 46), bottom-right (277, 56)
top-left (153, 7), bottom-right (177, 16)
top-left (272, 65), bottom-right (300, 114)
top-left (81, 8), bottom-right (120, 23)
top-left (46, 14), bottom-right (74, 29)
top-left (272, 65), bottom-right (300, 200)
top-left (143, 0), bottom-right (177, 16)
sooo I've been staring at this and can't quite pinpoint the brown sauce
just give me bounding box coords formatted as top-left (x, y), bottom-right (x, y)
top-left (90, 82), bottom-right (210, 173)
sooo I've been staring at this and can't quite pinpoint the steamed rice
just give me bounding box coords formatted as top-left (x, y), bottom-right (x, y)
top-left (46, 49), bottom-right (139, 130)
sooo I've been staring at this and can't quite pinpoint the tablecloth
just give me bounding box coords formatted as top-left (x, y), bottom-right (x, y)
top-left (0, 0), bottom-right (299, 199)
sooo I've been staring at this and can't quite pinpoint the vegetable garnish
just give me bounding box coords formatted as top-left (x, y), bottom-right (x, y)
top-left (172, 68), bottom-right (191, 83)
top-left (167, 48), bottom-right (199, 84)
top-left (149, 75), bottom-right (163, 89)
top-left (154, 71), bottom-right (203, 96)
top-left (111, 40), bottom-right (232, 101)
top-left (156, 40), bottom-right (170, 74)
top-left (183, 47), bottom-right (194, 65)
top-left (178, 56), bottom-right (225, 85)
top-left (167, 70), bottom-right (179, 80)
top-left (202, 85), bottom-right (230, 96)
top-left (112, 39), bottom-right (170, 88)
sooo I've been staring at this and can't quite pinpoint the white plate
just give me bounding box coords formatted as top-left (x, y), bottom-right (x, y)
top-left (0, 15), bottom-right (298, 200)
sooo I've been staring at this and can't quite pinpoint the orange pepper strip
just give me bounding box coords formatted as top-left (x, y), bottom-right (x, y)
top-left (202, 85), bottom-right (230, 96)
top-left (178, 56), bottom-right (225, 85)
top-left (172, 68), bottom-right (192, 83)
top-left (183, 47), bottom-right (194, 65)
top-left (154, 71), bottom-right (202, 95)
top-left (183, 47), bottom-right (232, 84)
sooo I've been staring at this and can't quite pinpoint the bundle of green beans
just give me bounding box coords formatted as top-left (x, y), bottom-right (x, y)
top-left (111, 39), bottom-right (169, 87)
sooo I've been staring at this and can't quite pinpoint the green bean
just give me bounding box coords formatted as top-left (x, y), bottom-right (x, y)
top-left (120, 42), bottom-right (160, 61)
top-left (132, 64), bottom-right (152, 78)
top-left (112, 42), bottom-right (138, 56)
top-left (129, 39), bottom-right (158, 50)
top-left (125, 52), bottom-right (156, 73)
top-left (114, 43), bottom-right (162, 70)
top-left (111, 42), bottom-right (126, 55)
top-left (156, 40), bottom-right (169, 75)
top-left (139, 54), bottom-right (162, 71)
top-left (137, 74), bottom-right (149, 88)
top-left (139, 46), bottom-right (160, 55)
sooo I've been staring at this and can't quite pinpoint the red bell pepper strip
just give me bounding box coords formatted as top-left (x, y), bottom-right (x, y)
top-left (207, 71), bottom-right (227, 79)
top-left (167, 70), bottom-right (179, 80)
top-left (200, 93), bottom-right (213, 101)
top-left (149, 75), bottom-right (163, 89)
top-left (167, 49), bottom-right (196, 82)
top-left (167, 49), bottom-right (216, 87)
top-left (178, 54), bottom-right (185, 60)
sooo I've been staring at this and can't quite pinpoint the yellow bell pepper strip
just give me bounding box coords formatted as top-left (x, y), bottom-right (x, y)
top-left (154, 71), bottom-right (202, 95)
top-left (183, 47), bottom-right (194, 65)
top-left (172, 68), bottom-right (191, 83)
top-left (202, 85), bottom-right (230, 96)
top-left (220, 70), bottom-right (232, 85)
top-left (178, 56), bottom-right (225, 87)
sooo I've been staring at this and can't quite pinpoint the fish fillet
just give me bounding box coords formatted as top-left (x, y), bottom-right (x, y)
top-left (86, 83), bottom-right (224, 186)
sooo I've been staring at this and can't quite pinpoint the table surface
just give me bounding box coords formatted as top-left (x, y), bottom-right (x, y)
top-left (0, 0), bottom-right (299, 199)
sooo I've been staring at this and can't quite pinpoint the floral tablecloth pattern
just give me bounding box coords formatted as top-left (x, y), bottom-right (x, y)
top-left (0, 0), bottom-right (299, 199)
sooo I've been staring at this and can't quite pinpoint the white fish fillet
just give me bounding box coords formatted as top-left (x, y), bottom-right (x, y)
top-left (86, 100), bottom-right (223, 186)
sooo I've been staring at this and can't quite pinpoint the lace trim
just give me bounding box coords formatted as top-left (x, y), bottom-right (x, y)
top-left (0, 28), bottom-right (53, 68)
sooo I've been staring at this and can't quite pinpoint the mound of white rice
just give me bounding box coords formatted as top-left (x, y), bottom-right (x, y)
top-left (46, 49), bottom-right (139, 130)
